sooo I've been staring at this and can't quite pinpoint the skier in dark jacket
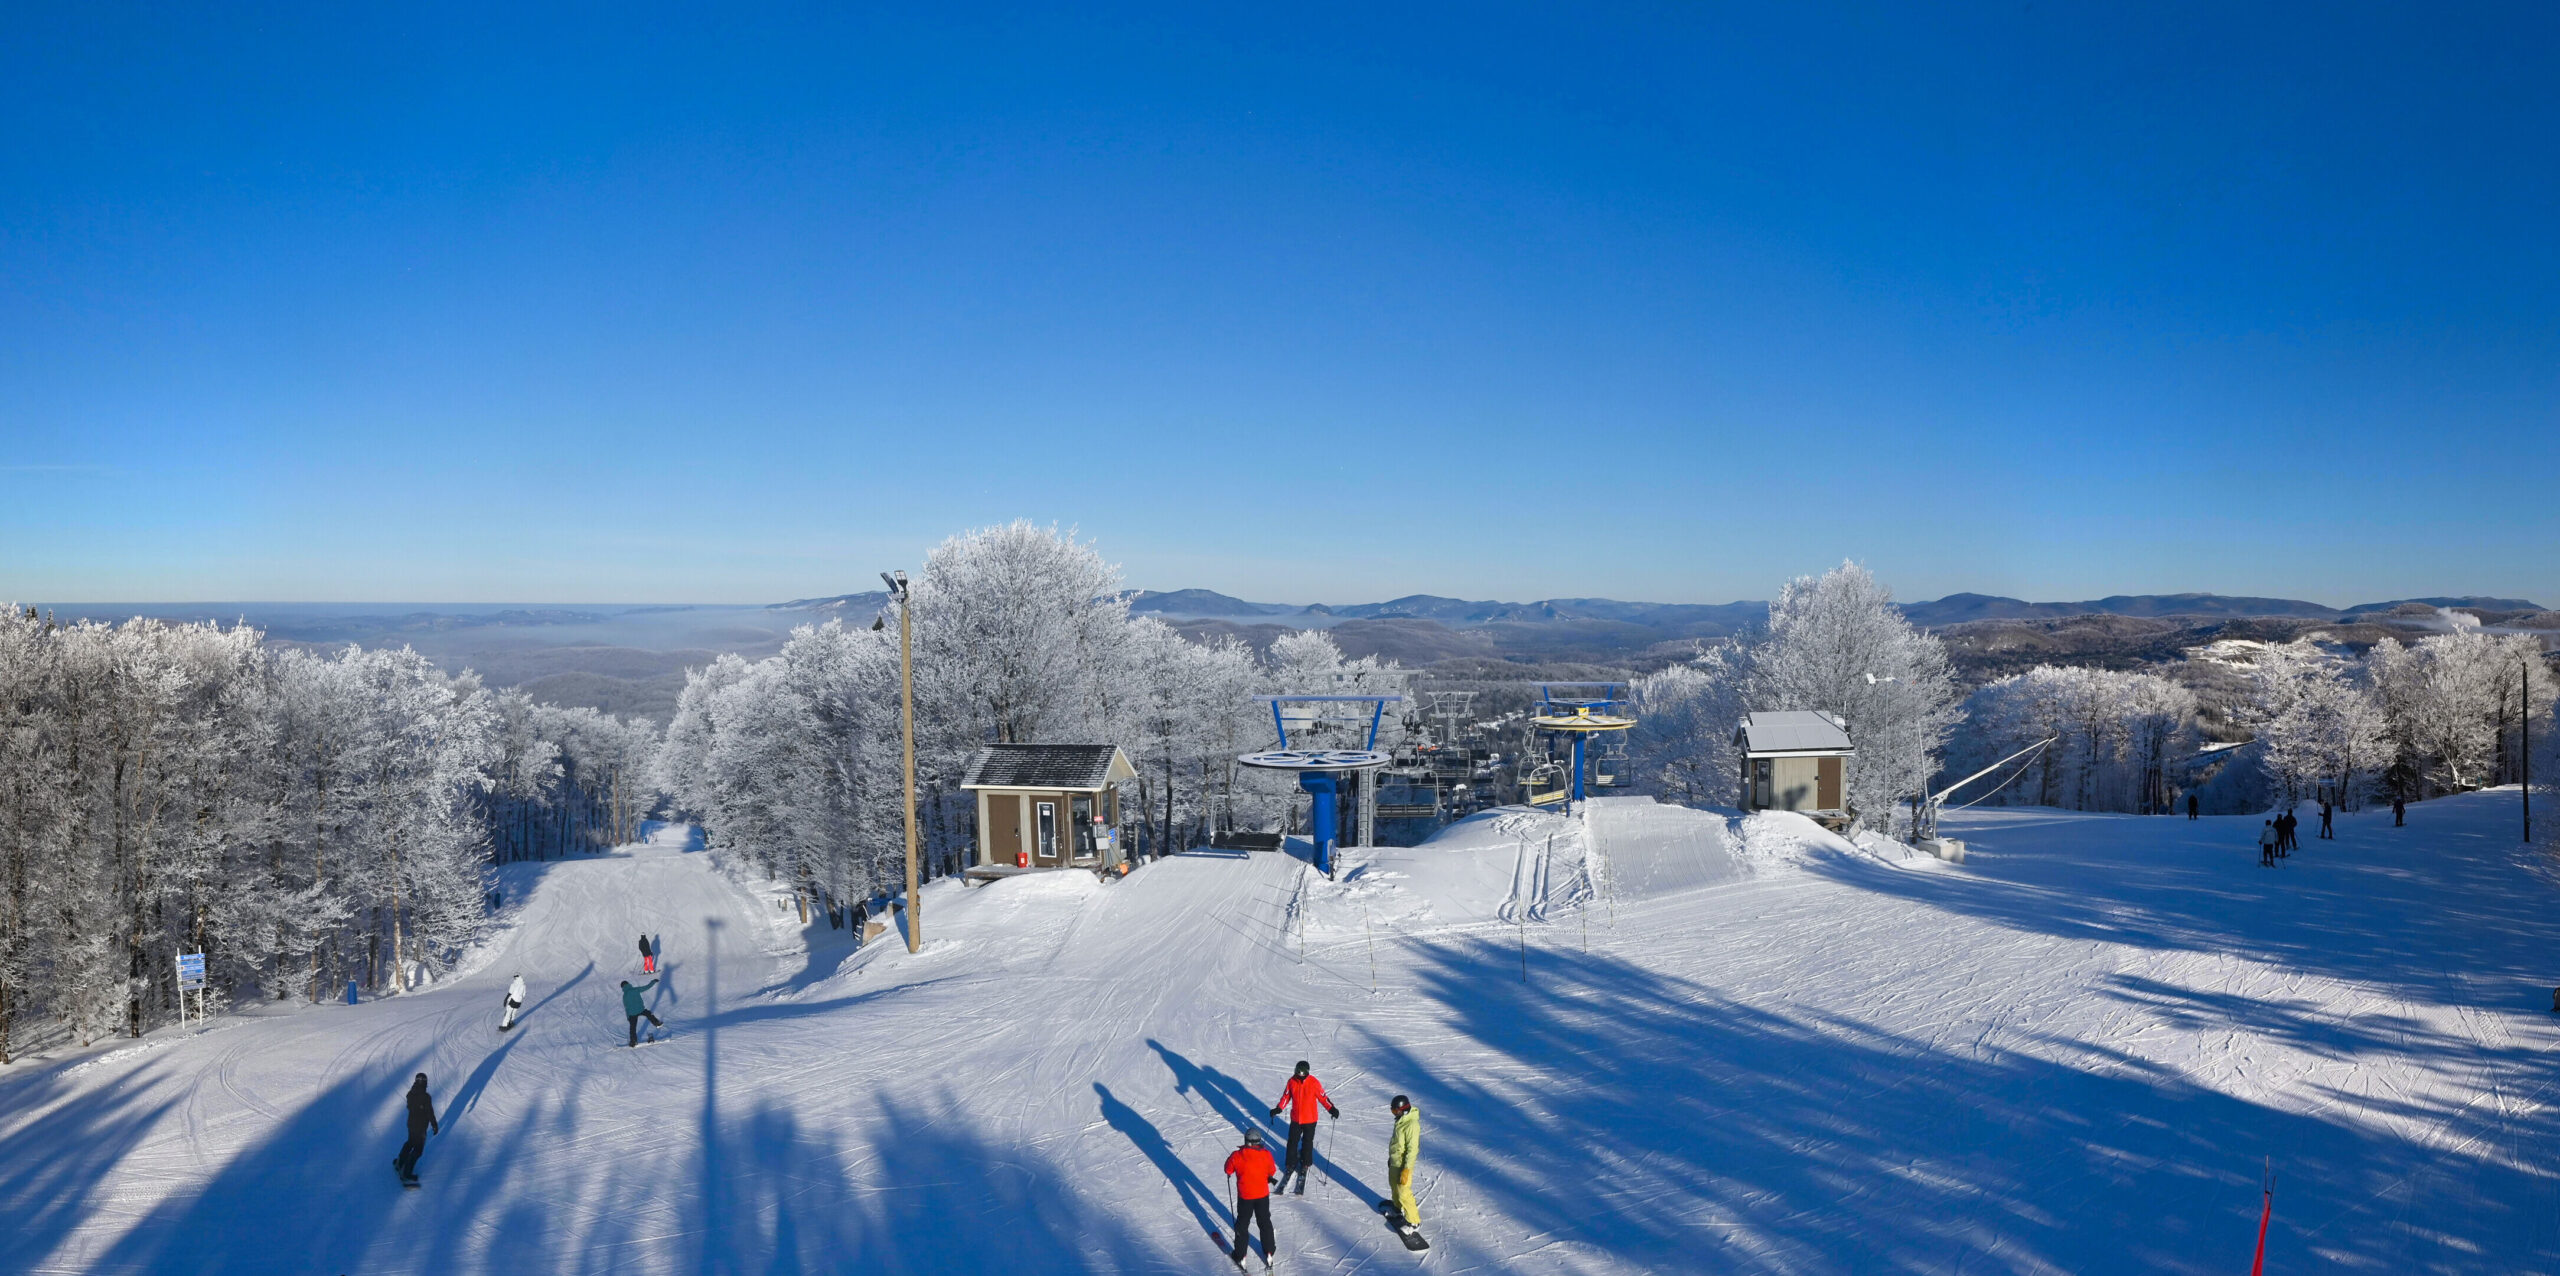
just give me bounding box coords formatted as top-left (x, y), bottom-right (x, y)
top-left (1267, 1060), bottom-right (1341, 1195)
top-left (621, 979), bottom-right (662, 1046)
top-left (638, 934), bottom-right (656, 974)
top-left (2187, 793), bottom-right (2198, 820)
top-left (393, 1073), bottom-right (439, 1182)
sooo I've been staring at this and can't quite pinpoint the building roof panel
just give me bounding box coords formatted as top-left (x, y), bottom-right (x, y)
top-left (961, 743), bottom-right (1136, 790)
top-left (1736, 711), bottom-right (1855, 755)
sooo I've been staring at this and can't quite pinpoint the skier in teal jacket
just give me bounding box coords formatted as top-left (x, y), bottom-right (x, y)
top-left (620, 979), bottom-right (662, 1046)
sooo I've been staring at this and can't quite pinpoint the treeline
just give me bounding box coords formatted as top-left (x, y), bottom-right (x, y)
top-left (1942, 628), bottom-right (2555, 816)
top-left (1946, 666), bottom-right (2198, 814)
top-left (0, 608), bottom-right (656, 1060)
top-left (1624, 576), bottom-right (2559, 828)
top-left (657, 522), bottom-right (1412, 922)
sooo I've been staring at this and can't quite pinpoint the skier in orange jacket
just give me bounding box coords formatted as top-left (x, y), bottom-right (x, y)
top-left (1223, 1128), bottom-right (1279, 1269)
top-left (1267, 1060), bottom-right (1341, 1195)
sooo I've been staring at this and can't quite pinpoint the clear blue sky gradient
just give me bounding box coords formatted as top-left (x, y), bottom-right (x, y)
top-left (4, 4), bottom-right (2555, 606)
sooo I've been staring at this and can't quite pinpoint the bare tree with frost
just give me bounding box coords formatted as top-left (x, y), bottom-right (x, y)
top-left (1746, 562), bottom-right (1962, 832)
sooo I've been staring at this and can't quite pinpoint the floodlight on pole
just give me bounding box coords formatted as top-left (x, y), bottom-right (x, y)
top-left (884, 569), bottom-right (920, 952)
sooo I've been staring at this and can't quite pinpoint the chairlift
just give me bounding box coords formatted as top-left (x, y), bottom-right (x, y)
top-left (1590, 740), bottom-right (1627, 789)
top-left (1524, 760), bottom-right (1570, 808)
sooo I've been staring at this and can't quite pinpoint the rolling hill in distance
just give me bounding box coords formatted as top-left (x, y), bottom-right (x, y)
top-left (27, 590), bottom-right (2552, 723)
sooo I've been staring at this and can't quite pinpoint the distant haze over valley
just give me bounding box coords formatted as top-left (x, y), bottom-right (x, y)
top-left (30, 588), bottom-right (2551, 726)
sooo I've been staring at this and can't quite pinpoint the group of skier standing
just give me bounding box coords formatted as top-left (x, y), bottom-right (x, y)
top-left (1220, 1060), bottom-right (1425, 1269)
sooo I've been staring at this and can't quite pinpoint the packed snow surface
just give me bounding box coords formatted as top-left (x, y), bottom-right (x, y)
top-left (5, 796), bottom-right (2558, 1273)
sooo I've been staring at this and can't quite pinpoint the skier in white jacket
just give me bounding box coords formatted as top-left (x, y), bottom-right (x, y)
top-left (499, 974), bottom-right (528, 1032)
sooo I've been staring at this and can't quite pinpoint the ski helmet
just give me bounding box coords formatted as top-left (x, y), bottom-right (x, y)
top-left (1294, 1060), bottom-right (1310, 1077)
top-left (1243, 1128), bottom-right (1265, 1145)
top-left (1390, 1094), bottom-right (1410, 1114)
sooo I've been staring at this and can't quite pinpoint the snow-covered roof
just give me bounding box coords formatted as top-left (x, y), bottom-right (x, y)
top-left (1735, 711), bottom-right (1854, 757)
top-left (961, 744), bottom-right (1137, 791)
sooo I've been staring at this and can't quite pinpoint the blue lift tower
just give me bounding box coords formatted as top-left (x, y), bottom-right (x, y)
top-left (1530, 683), bottom-right (1637, 816)
top-left (1236, 694), bottom-right (1402, 878)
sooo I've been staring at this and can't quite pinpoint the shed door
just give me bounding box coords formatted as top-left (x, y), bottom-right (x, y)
top-left (1774, 758), bottom-right (1818, 810)
top-left (986, 794), bottom-right (1023, 866)
top-left (1817, 756), bottom-right (1843, 810)
top-left (1035, 801), bottom-right (1059, 864)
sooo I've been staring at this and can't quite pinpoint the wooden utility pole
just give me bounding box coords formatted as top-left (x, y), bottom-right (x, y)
top-left (2524, 648), bottom-right (2535, 845)
top-left (888, 570), bottom-right (922, 952)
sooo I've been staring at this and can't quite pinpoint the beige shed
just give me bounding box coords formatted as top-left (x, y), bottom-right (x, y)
top-left (1735, 711), bottom-right (1855, 816)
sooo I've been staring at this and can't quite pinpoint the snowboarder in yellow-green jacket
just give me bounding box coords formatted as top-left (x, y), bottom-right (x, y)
top-left (1386, 1095), bottom-right (1422, 1229)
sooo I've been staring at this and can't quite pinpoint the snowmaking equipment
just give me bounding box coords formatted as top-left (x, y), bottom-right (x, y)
top-left (1237, 694), bottom-right (1403, 878)
top-left (1910, 733), bottom-right (2059, 862)
top-left (1529, 683), bottom-right (1636, 816)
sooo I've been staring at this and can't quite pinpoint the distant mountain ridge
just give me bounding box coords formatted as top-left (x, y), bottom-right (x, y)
top-left (1127, 589), bottom-right (2547, 628)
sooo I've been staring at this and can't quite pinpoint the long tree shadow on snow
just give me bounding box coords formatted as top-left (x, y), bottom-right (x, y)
top-left (0, 1057), bottom-right (187, 1276)
top-left (86, 1041), bottom-right (444, 1274)
top-left (1815, 804), bottom-right (2560, 1012)
top-left (1350, 933), bottom-right (2560, 1274)
top-left (73, 921), bottom-right (1171, 1275)
top-left (1146, 1038), bottom-right (1381, 1207)
top-left (447, 963), bottom-right (593, 1128)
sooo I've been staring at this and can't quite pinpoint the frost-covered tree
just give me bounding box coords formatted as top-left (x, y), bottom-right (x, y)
top-left (0, 608), bottom-right (633, 1057)
top-left (912, 520), bottom-right (1129, 748)
top-left (658, 523), bottom-right (1295, 909)
top-left (1747, 563), bottom-right (1962, 831)
top-left (1114, 619), bottom-right (1266, 856)
top-left (2368, 633), bottom-right (2552, 796)
top-left (1948, 665), bottom-right (2198, 814)
top-left (2246, 640), bottom-right (2388, 807)
top-left (1630, 641), bottom-right (1747, 806)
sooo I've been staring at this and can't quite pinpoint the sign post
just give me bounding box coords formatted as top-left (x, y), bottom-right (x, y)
top-left (173, 952), bottom-right (207, 1028)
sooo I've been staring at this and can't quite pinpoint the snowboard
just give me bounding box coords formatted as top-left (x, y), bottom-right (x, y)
top-left (393, 1157), bottom-right (420, 1189)
top-left (1375, 1200), bottom-right (1430, 1251)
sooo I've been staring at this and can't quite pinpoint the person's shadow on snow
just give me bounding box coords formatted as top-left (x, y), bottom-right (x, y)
top-left (1095, 1083), bottom-right (1224, 1240)
top-left (448, 964), bottom-right (594, 1128)
top-left (651, 947), bottom-right (679, 1009)
top-left (1145, 1039), bottom-right (1379, 1205)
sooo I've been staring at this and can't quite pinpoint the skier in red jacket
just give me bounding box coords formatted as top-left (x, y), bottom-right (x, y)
top-left (1267, 1060), bottom-right (1341, 1195)
top-left (1223, 1128), bottom-right (1279, 1269)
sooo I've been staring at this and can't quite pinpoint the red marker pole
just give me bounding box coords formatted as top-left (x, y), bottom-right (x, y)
top-left (2250, 1158), bottom-right (2275, 1276)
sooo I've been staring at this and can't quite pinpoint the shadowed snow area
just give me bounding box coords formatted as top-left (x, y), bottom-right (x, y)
top-left (4, 796), bottom-right (2558, 1272)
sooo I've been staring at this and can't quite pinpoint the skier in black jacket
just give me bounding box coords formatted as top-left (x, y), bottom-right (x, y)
top-left (393, 1073), bottom-right (439, 1183)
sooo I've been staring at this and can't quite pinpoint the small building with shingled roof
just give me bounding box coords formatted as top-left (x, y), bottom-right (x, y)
top-left (960, 743), bottom-right (1138, 879)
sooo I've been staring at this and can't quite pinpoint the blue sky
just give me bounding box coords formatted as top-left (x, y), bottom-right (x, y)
top-left (5, 4), bottom-right (2555, 607)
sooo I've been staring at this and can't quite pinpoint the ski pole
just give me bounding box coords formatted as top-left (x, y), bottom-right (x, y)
top-left (2250, 1158), bottom-right (2274, 1276)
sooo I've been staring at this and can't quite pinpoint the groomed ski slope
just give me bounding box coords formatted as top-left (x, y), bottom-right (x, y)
top-left (4, 793), bottom-right (2558, 1273)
